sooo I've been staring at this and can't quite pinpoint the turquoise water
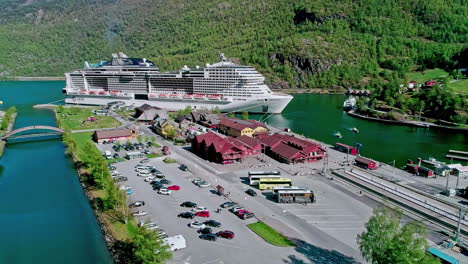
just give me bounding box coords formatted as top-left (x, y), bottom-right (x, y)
top-left (0, 81), bottom-right (112, 263)
top-left (255, 94), bottom-right (467, 167)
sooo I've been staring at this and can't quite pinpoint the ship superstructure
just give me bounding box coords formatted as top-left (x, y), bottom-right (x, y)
top-left (63, 53), bottom-right (292, 113)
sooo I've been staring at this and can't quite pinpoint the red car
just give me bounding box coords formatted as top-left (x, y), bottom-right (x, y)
top-left (195, 211), bottom-right (210, 217)
top-left (235, 209), bottom-right (250, 216)
top-left (217, 230), bottom-right (235, 239)
top-left (167, 185), bottom-right (180, 191)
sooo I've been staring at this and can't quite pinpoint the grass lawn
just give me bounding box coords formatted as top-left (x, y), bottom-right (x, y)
top-left (247, 222), bottom-right (295, 247)
top-left (449, 79), bottom-right (468, 94)
top-left (106, 158), bottom-right (126, 163)
top-left (407, 68), bottom-right (449, 83)
top-left (57, 107), bottom-right (121, 131)
top-left (146, 153), bottom-right (162, 158)
top-left (70, 132), bottom-right (94, 160)
top-left (110, 218), bottom-right (139, 241)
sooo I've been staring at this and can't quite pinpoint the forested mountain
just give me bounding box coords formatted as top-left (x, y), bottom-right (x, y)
top-left (0, 0), bottom-right (466, 90)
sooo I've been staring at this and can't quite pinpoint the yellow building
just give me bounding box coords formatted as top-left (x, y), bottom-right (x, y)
top-left (219, 118), bottom-right (268, 137)
top-left (153, 119), bottom-right (176, 138)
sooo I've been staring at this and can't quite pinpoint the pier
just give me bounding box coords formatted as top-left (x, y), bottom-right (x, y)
top-left (446, 155), bottom-right (468, 162)
top-left (449, 150), bottom-right (468, 156)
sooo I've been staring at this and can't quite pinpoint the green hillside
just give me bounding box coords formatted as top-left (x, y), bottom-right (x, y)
top-left (0, 0), bottom-right (466, 86)
top-left (0, 0), bottom-right (467, 122)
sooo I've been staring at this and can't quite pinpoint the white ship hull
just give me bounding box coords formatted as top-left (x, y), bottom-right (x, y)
top-left (65, 94), bottom-right (292, 114)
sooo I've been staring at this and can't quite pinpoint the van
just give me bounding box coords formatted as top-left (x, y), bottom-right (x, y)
top-left (105, 151), bottom-right (112, 159)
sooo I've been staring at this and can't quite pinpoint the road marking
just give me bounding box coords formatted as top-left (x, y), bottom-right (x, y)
top-left (308, 220), bottom-right (364, 223)
top-left (296, 214), bottom-right (356, 217)
top-left (318, 227), bottom-right (364, 230)
top-left (199, 258), bottom-right (223, 264)
top-left (210, 241), bottom-right (241, 249)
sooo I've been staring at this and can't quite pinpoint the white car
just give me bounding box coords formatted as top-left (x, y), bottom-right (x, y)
top-left (192, 206), bottom-right (208, 213)
top-left (144, 176), bottom-right (156, 182)
top-left (111, 171), bottom-right (120, 176)
top-left (158, 188), bottom-right (172, 195)
top-left (192, 178), bottom-right (202, 184)
top-left (132, 211), bottom-right (148, 217)
top-left (119, 185), bottom-right (131, 190)
top-left (138, 172), bottom-right (151, 177)
top-left (230, 206), bottom-right (244, 213)
top-left (197, 181), bottom-right (211, 188)
top-left (147, 225), bottom-right (160, 231)
top-left (189, 221), bottom-right (206, 229)
top-left (138, 222), bottom-right (158, 227)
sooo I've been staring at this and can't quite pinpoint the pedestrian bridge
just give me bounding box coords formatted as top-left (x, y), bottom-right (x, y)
top-left (1, 126), bottom-right (64, 140)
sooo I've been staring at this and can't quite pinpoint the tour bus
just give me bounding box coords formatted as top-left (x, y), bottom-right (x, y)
top-left (258, 178), bottom-right (292, 190)
top-left (277, 189), bottom-right (315, 204)
top-left (273, 186), bottom-right (308, 193)
top-left (248, 171), bottom-right (281, 185)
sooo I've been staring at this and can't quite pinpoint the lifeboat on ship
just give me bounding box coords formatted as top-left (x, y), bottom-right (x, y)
top-left (170, 93), bottom-right (180, 99)
top-left (159, 93), bottom-right (168, 98)
top-left (89, 90), bottom-right (97, 95)
top-left (98, 91), bottom-right (108, 95)
top-left (148, 93), bottom-right (157, 98)
top-left (79, 89), bottom-right (88, 94)
top-left (194, 94), bottom-right (206, 100)
top-left (208, 94), bottom-right (220, 100)
top-left (183, 94), bottom-right (194, 100)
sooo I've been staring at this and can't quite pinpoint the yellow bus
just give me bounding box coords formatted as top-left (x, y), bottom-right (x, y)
top-left (258, 178), bottom-right (292, 190)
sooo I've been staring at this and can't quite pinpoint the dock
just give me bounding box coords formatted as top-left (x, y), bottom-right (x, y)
top-left (446, 155), bottom-right (468, 161)
top-left (449, 150), bottom-right (468, 156)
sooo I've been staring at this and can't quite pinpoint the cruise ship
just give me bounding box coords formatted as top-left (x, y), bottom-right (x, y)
top-left (63, 53), bottom-right (293, 114)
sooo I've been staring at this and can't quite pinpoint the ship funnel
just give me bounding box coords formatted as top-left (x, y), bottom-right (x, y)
top-left (118, 52), bottom-right (128, 58)
top-left (196, 65), bottom-right (200, 69)
top-left (182, 65), bottom-right (189, 71)
top-left (143, 58), bottom-right (147, 63)
top-left (220, 53), bottom-right (227, 62)
top-left (84, 61), bottom-right (90, 69)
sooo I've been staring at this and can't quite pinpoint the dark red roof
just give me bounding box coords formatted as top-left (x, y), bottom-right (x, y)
top-left (271, 142), bottom-right (302, 159)
top-left (260, 133), bottom-right (285, 147)
top-left (236, 136), bottom-right (261, 149)
top-left (219, 118), bottom-right (266, 131)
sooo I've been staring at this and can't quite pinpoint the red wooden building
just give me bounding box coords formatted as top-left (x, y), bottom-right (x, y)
top-left (354, 156), bottom-right (378, 170)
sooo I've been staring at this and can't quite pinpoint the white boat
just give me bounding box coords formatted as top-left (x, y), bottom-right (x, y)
top-left (343, 96), bottom-right (356, 111)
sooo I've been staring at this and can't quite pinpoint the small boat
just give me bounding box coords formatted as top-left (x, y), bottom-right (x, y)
top-left (351, 127), bottom-right (359, 133)
top-left (333, 132), bottom-right (343, 138)
top-left (343, 96), bottom-right (356, 111)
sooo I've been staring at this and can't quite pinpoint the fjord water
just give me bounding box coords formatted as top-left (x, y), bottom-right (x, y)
top-left (258, 94), bottom-right (467, 167)
top-left (0, 81), bottom-right (112, 263)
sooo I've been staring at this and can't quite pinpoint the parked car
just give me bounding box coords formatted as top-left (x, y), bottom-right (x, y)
top-left (112, 176), bottom-right (128, 182)
top-left (220, 202), bottom-right (237, 208)
top-left (159, 179), bottom-right (172, 185)
top-left (217, 230), bottom-right (235, 240)
top-left (240, 212), bottom-right (255, 220)
top-left (119, 185), bottom-right (131, 191)
top-left (167, 185), bottom-right (180, 191)
top-left (180, 201), bottom-right (197, 208)
top-left (197, 181), bottom-right (210, 188)
top-left (144, 176), bottom-right (156, 182)
top-left (195, 211), bottom-right (210, 218)
top-left (140, 158), bottom-right (150, 163)
top-left (152, 183), bottom-right (164, 190)
top-left (158, 188), bottom-right (171, 195)
top-left (178, 212), bottom-right (195, 219)
top-left (189, 221), bottom-right (206, 229)
top-left (192, 178), bottom-right (202, 184)
top-left (204, 220), bottom-right (221, 227)
top-left (132, 210), bottom-right (148, 217)
top-left (197, 227), bottom-right (213, 234)
top-left (235, 209), bottom-right (250, 216)
top-left (146, 224), bottom-right (160, 231)
top-left (199, 233), bottom-right (218, 241)
top-left (180, 164), bottom-right (188, 171)
top-left (230, 206), bottom-right (244, 213)
top-left (129, 201), bottom-right (145, 208)
top-left (113, 153), bottom-right (120, 159)
top-left (155, 174), bottom-right (165, 179)
top-left (245, 189), bottom-right (257, 196)
top-left (138, 222), bottom-right (158, 228)
top-left (192, 206), bottom-right (208, 213)
top-left (137, 172), bottom-right (151, 177)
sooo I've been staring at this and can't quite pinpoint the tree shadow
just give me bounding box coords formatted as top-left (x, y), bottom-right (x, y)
top-left (284, 239), bottom-right (361, 264)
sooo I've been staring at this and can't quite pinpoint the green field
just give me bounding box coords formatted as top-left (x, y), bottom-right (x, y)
top-left (407, 68), bottom-right (449, 83)
top-left (247, 222), bottom-right (295, 247)
top-left (449, 79), bottom-right (468, 94)
top-left (57, 107), bottom-right (121, 131)
top-left (70, 132), bottom-right (94, 159)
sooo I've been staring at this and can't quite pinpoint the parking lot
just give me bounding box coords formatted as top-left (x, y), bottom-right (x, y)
top-left (113, 157), bottom-right (312, 264)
